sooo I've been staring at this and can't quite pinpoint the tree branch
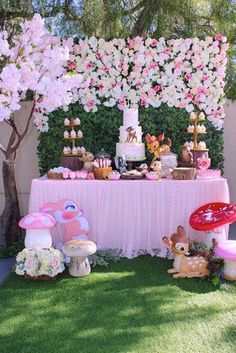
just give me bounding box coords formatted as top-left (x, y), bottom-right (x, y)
top-left (122, 0), bottom-right (145, 16)
top-left (10, 101), bottom-right (36, 153)
top-left (131, 0), bottom-right (162, 37)
top-left (0, 143), bottom-right (7, 156)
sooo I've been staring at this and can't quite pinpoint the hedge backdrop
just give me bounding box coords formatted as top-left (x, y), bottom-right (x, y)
top-left (37, 103), bottom-right (224, 175)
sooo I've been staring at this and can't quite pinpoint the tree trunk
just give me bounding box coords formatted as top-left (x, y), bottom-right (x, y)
top-left (131, 0), bottom-right (161, 37)
top-left (2, 157), bottom-right (21, 246)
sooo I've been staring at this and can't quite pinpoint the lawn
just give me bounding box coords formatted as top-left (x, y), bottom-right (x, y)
top-left (0, 256), bottom-right (236, 353)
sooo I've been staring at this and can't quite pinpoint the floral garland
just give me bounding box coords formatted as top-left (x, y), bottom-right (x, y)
top-left (15, 248), bottom-right (65, 277)
top-left (67, 35), bottom-right (228, 129)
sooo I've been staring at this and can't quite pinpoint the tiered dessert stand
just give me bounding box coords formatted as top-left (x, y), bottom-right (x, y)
top-left (188, 112), bottom-right (208, 165)
top-left (61, 118), bottom-right (84, 171)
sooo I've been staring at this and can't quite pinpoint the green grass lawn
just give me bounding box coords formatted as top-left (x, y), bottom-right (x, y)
top-left (0, 256), bottom-right (236, 353)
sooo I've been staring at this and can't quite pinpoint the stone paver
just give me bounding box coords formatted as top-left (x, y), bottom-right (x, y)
top-left (0, 258), bottom-right (15, 284)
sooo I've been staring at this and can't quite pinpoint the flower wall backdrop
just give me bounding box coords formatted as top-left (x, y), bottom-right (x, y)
top-left (67, 35), bottom-right (228, 129)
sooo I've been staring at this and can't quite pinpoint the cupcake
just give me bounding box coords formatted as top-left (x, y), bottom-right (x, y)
top-left (75, 118), bottom-right (81, 125)
top-left (196, 125), bottom-right (202, 133)
top-left (199, 112), bottom-right (205, 121)
top-left (201, 124), bottom-right (206, 133)
top-left (77, 130), bottom-right (83, 138)
top-left (77, 146), bottom-right (81, 153)
top-left (80, 146), bottom-right (86, 154)
top-left (67, 147), bottom-right (71, 154)
top-left (70, 129), bottom-right (76, 138)
top-left (72, 147), bottom-right (78, 155)
top-left (187, 125), bottom-right (194, 133)
top-left (64, 118), bottom-right (70, 126)
top-left (63, 147), bottom-right (69, 155)
top-left (198, 141), bottom-right (206, 150)
top-left (189, 112), bottom-right (196, 120)
top-left (64, 130), bottom-right (69, 139)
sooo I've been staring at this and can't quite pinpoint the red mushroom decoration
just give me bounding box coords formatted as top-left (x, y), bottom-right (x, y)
top-left (189, 202), bottom-right (236, 246)
top-left (19, 212), bottom-right (56, 249)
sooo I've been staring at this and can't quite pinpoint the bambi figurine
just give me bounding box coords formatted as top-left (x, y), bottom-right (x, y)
top-left (162, 226), bottom-right (209, 279)
top-left (145, 132), bottom-right (172, 165)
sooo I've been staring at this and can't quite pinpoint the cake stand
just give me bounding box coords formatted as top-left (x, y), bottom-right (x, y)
top-left (188, 112), bottom-right (208, 166)
top-left (126, 158), bottom-right (146, 171)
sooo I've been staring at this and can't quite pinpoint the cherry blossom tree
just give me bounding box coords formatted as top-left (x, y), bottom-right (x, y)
top-left (0, 14), bottom-right (83, 246)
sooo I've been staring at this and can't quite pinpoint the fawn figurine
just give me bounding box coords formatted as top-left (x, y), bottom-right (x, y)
top-left (162, 226), bottom-right (209, 278)
top-left (145, 132), bottom-right (172, 165)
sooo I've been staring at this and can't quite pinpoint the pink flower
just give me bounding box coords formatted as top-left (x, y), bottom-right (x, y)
top-left (196, 63), bottom-right (203, 70)
top-left (95, 51), bottom-right (102, 59)
top-left (201, 74), bottom-right (208, 81)
top-left (128, 38), bottom-right (134, 49)
top-left (215, 34), bottom-right (223, 42)
top-left (174, 68), bottom-right (181, 76)
top-left (102, 65), bottom-right (109, 72)
top-left (184, 38), bottom-right (193, 47)
top-left (151, 39), bottom-right (158, 47)
top-left (51, 257), bottom-right (60, 269)
top-left (140, 94), bottom-right (148, 107)
top-left (174, 60), bottom-right (182, 68)
top-left (86, 100), bottom-right (95, 109)
top-left (149, 62), bottom-right (158, 70)
top-left (185, 73), bottom-right (191, 81)
top-left (154, 85), bottom-right (161, 92)
top-left (86, 62), bottom-right (93, 69)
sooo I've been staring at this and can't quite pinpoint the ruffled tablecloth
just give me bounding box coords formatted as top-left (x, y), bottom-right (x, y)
top-left (29, 177), bottom-right (229, 258)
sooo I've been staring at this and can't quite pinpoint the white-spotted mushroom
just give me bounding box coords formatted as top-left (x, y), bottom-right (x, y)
top-left (19, 212), bottom-right (56, 249)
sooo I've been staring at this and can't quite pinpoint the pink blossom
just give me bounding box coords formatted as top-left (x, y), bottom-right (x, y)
top-left (215, 34), bottom-right (223, 42)
top-left (86, 62), bottom-right (93, 70)
top-left (185, 73), bottom-right (191, 81)
top-left (154, 85), bottom-right (161, 92)
top-left (201, 74), bottom-right (208, 81)
top-left (86, 100), bottom-right (95, 109)
top-left (149, 62), bottom-right (158, 70)
top-left (174, 68), bottom-right (181, 76)
top-left (140, 94), bottom-right (148, 107)
top-left (128, 38), bottom-right (134, 49)
top-left (196, 63), bottom-right (203, 70)
top-left (51, 257), bottom-right (60, 268)
top-left (151, 39), bottom-right (159, 47)
top-left (184, 38), bottom-right (193, 47)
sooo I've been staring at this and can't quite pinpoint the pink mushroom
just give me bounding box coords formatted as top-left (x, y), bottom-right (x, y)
top-left (19, 212), bottom-right (56, 249)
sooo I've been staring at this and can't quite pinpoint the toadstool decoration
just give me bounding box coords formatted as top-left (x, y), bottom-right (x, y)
top-left (63, 240), bottom-right (97, 277)
top-left (19, 212), bottom-right (56, 249)
top-left (189, 202), bottom-right (236, 247)
top-left (214, 240), bottom-right (236, 281)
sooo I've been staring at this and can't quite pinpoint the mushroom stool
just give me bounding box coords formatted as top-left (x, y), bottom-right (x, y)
top-left (63, 240), bottom-right (97, 277)
top-left (189, 202), bottom-right (236, 247)
top-left (19, 212), bottom-right (56, 249)
top-left (214, 240), bottom-right (236, 281)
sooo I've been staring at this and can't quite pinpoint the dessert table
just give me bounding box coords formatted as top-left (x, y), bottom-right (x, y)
top-left (29, 177), bottom-right (229, 258)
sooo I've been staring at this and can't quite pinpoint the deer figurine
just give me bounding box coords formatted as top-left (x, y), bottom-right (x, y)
top-left (162, 226), bottom-right (209, 278)
top-left (40, 199), bottom-right (91, 244)
top-left (126, 126), bottom-right (137, 143)
top-left (145, 132), bottom-right (172, 166)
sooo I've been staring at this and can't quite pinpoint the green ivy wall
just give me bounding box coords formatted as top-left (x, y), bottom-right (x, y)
top-left (37, 104), bottom-right (224, 175)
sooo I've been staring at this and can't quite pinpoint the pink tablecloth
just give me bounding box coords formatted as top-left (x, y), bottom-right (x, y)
top-left (29, 177), bottom-right (229, 258)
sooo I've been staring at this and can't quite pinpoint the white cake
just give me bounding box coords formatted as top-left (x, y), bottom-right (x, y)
top-left (116, 109), bottom-right (145, 161)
